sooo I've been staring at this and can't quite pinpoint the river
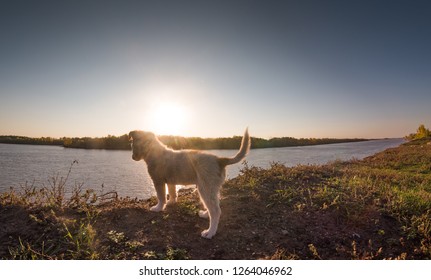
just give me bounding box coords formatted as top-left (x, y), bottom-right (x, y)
top-left (0, 138), bottom-right (404, 199)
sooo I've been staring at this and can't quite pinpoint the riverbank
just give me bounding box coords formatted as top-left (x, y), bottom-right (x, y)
top-left (1, 138), bottom-right (430, 259)
top-left (0, 134), bottom-right (370, 150)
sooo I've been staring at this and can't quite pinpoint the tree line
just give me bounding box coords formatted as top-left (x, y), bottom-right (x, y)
top-left (0, 136), bottom-right (64, 146)
top-left (0, 134), bottom-right (369, 150)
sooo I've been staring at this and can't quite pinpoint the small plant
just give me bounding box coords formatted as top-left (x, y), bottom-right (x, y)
top-left (270, 248), bottom-right (300, 260)
top-left (308, 244), bottom-right (321, 260)
top-left (177, 201), bottom-right (199, 216)
top-left (63, 220), bottom-right (98, 259)
top-left (165, 246), bottom-right (190, 260)
top-left (142, 251), bottom-right (159, 259)
top-left (107, 230), bottom-right (126, 244)
top-left (8, 238), bottom-right (53, 260)
top-left (350, 240), bottom-right (383, 260)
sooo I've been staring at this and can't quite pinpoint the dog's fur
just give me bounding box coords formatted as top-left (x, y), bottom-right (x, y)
top-left (128, 128), bottom-right (250, 239)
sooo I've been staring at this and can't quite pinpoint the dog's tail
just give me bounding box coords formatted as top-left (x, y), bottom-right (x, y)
top-left (219, 128), bottom-right (251, 167)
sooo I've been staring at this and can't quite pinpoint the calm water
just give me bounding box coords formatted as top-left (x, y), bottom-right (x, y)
top-left (0, 139), bottom-right (404, 199)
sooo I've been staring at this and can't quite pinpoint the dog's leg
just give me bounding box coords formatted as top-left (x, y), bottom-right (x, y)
top-left (150, 182), bottom-right (166, 212)
top-left (197, 186), bottom-right (209, 218)
top-left (198, 210), bottom-right (209, 219)
top-left (167, 184), bottom-right (177, 205)
top-left (198, 184), bottom-right (221, 239)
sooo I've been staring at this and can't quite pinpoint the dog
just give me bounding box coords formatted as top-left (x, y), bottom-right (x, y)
top-left (128, 128), bottom-right (250, 239)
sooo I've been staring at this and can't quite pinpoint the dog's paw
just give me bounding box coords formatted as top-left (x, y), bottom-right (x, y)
top-left (201, 229), bottom-right (216, 239)
top-left (166, 198), bottom-right (177, 206)
top-left (198, 210), bottom-right (209, 219)
top-left (150, 204), bottom-right (164, 212)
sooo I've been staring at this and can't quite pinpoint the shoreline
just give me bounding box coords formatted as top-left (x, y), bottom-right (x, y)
top-left (0, 136), bottom-right (381, 151)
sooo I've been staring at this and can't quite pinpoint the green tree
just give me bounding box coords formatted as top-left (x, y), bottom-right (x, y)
top-left (407, 124), bottom-right (431, 140)
top-left (416, 124), bottom-right (430, 139)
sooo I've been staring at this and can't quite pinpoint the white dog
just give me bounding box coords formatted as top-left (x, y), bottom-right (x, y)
top-left (128, 128), bottom-right (250, 239)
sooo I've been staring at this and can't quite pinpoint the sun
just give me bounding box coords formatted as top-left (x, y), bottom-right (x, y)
top-left (149, 102), bottom-right (188, 136)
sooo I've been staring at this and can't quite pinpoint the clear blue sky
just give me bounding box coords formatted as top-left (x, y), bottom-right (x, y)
top-left (1, 0), bottom-right (430, 139)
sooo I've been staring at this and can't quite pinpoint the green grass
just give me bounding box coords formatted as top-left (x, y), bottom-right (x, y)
top-left (1, 160), bottom-right (101, 260)
top-left (231, 140), bottom-right (431, 258)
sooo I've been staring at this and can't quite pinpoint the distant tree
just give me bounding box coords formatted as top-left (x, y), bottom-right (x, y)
top-left (406, 124), bottom-right (431, 140)
top-left (416, 124), bottom-right (430, 139)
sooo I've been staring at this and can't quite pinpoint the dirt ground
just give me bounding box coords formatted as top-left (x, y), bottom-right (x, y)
top-left (92, 181), bottom-right (411, 260)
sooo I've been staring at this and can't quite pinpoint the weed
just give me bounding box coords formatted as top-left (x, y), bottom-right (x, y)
top-left (107, 230), bottom-right (126, 244)
top-left (8, 238), bottom-right (54, 260)
top-left (177, 200), bottom-right (199, 216)
top-left (308, 244), bottom-right (321, 260)
top-left (165, 246), bottom-right (190, 260)
top-left (270, 248), bottom-right (300, 260)
top-left (63, 220), bottom-right (98, 259)
top-left (1, 161), bottom-right (105, 260)
top-left (350, 240), bottom-right (383, 260)
top-left (142, 251), bottom-right (159, 259)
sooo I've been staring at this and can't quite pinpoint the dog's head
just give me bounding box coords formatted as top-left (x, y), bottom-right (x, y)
top-left (128, 130), bottom-right (156, 161)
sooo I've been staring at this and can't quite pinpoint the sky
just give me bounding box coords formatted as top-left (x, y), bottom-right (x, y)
top-left (0, 0), bottom-right (430, 139)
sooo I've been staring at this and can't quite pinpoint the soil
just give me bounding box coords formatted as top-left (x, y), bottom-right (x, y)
top-left (92, 181), bottom-right (411, 260)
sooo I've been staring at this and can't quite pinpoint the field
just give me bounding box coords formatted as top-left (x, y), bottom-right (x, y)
top-left (1, 138), bottom-right (430, 259)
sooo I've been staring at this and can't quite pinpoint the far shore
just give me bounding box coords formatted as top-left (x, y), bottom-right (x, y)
top-left (0, 134), bottom-right (374, 151)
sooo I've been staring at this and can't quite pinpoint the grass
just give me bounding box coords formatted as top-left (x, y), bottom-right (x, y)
top-left (1, 160), bottom-right (102, 260)
top-left (225, 139), bottom-right (431, 259)
top-left (1, 138), bottom-right (431, 259)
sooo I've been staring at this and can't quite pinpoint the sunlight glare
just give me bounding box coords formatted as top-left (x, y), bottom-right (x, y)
top-left (149, 102), bottom-right (188, 136)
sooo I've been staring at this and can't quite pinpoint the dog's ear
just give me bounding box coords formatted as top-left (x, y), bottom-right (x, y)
top-left (128, 131), bottom-right (136, 141)
top-left (129, 130), bottom-right (154, 142)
